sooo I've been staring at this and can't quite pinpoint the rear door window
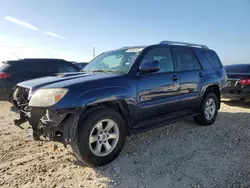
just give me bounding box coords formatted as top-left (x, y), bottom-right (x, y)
top-left (173, 48), bottom-right (201, 71)
top-left (201, 50), bottom-right (222, 69)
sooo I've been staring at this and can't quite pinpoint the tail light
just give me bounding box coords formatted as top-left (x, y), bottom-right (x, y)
top-left (0, 72), bottom-right (10, 79)
top-left (239, 79), bottom-right (250, 85)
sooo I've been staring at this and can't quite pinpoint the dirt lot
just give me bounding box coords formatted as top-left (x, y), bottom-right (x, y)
top-left (0, 101), bottom-right (250, 188)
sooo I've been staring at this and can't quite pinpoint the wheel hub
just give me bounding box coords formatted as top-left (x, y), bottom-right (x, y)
top-left (99, 133), bottom-right (107, 141)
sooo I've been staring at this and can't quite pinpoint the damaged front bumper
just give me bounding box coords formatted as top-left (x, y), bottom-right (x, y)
top-left (12, 86), bottom-right (83, 145)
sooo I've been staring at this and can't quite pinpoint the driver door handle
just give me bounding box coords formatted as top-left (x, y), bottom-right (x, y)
top-left (198, 72), bottom-right (204, 77)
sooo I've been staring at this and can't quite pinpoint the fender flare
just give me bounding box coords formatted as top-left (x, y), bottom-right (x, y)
top-left (64, 86), bottom-right (133, 142)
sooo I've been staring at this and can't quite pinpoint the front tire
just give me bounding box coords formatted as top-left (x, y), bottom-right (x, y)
top-left (193, 92), bottom-right (219, 126)
top-left (71, 107), bottom-right (127, 167)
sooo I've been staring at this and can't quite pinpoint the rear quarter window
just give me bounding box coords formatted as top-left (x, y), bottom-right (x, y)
top-left (0, 62), bottom-right (9, 71)
top-left (201, 50), bottom-right (222, 69)
top-left (1, 62), bottom-right (27, 72)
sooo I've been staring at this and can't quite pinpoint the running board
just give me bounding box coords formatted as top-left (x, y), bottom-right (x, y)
top-left (131, 111), bottom-right (197, 134)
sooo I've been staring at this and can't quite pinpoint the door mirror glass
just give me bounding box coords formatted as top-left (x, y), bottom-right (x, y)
top-left (139, 60), bottom-right (160, 74)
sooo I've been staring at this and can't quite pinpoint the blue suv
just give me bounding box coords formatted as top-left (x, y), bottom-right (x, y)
top-left (11, 41), bottom-right (227, 166)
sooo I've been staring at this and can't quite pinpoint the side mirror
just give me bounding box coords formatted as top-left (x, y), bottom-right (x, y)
top-left (139, 60), bottom-right (160, 74)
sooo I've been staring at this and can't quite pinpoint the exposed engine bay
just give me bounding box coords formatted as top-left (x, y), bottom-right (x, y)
top-left (11, 86), bottom-right (81, 146)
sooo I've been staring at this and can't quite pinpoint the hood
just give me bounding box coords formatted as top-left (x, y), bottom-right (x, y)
top-left (17, 72), bottom-right (120, 92)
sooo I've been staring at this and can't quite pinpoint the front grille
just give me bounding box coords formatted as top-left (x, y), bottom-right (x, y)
top-left (14, 86), bottom-right (30, 102)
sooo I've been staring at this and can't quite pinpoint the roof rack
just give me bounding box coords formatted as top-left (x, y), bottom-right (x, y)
top-left (160, 40), bottom-right (209, 49)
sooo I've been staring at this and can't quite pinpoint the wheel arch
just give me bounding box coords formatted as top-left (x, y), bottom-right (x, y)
top-left (204, 84), bottom-right (221, 109)
top-left (65, 99), bottom-right (132, 143)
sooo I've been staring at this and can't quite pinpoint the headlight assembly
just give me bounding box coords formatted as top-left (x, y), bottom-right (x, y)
top-left (29, 88), bottom-right (68, 107)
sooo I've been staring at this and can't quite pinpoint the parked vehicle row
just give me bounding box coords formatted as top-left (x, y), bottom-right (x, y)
top-left (0, 58), bottom-right (81, 101)
top-left (10, 40), bottom-right (228, 167)
top-left (222, 64), bottom-right (250, 101)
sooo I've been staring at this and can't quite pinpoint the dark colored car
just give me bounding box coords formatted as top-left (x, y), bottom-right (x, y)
top-left (0, 58), bottom-right (80, 101)
top-left (222, 64), bottom-right (250, 101)
top-left (11, 41), bottom-right (227, 166)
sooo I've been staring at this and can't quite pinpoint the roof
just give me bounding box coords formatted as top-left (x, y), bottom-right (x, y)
top-left (224, 63), bottom-right (250, 67)
top-left (23, 58), bottom-right (66, 61)
top-left (4, 58), bottom-right (68, 64)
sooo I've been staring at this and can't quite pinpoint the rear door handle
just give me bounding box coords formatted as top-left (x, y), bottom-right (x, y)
top-left (198, 72), bottom-right (204, 77)
top-left (172, 75), bottom-right (178, 81)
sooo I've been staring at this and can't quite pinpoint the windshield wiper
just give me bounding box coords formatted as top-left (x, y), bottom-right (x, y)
top-left (92, 69), bottom-right (117, 73)
top-left (80, 70), bottom-right (92, 73)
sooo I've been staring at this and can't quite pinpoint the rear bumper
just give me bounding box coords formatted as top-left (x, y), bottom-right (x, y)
top-left (222, 88), bottom-right (250, 100)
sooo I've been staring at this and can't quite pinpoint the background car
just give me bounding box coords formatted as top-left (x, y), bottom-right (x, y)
top-left (0, 58), bottom-right (80, 101)
top-left (222, 64), bottom-right (250, 101)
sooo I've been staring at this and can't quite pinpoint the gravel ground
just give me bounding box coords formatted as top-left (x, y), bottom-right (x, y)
top-left (0, 101), bottom-right (250, 188)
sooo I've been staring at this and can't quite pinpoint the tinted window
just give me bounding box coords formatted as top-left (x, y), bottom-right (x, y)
top-left (6, 60), bottom-right (55, 73)
top-left (30, 61), bottom-right (78, 73)
top-left (142, 47), bottom-right (174, 73)
top-left (173, 48), bottom-right (201, 71)
top-left (24, 61), bottom-right (55, 73)
top-left (25, 61), bottom-right (45, 72)
top-left (201, 50), bottom-right (222, 69)
top-left (2, 61), bottom-right (29, 72)
top-left (224, 64), bottom-right (250, 73)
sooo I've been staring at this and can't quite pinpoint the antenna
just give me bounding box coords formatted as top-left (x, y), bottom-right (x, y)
top-left (13, 52), bottom-right (20, 60)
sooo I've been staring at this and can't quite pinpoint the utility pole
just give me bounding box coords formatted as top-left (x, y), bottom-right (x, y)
top-left (93, 46), bottom-right (95, 58)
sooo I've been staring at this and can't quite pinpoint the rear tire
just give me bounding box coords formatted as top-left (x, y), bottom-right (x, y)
top-left (70, 107), bottom-right (127, 167)
top-left (193, 92), bottom-right (219, 126)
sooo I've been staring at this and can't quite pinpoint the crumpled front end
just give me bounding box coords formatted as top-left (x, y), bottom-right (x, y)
top-left (11, 86), bottom-right (81, 145)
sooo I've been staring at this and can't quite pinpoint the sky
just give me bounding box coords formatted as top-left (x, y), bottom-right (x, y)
top-left (0, 0), bottom-right (249, 64)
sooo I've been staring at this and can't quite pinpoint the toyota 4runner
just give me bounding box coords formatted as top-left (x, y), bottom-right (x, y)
top-left (11, 41), bottom-right (228, 166)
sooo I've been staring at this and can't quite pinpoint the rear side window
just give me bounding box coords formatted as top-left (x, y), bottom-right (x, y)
top-left (173, 48), bottom-right (201, 71)
top-left (224, 65), bottom-right (250, 73)
top-left (25, 62), bottom-right (45, 72)
top-left (201, 50), bottom-right (222, 69)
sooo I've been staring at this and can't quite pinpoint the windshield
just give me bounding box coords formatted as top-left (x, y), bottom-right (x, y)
top-left (83, 48), bottom-right (144, 73)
